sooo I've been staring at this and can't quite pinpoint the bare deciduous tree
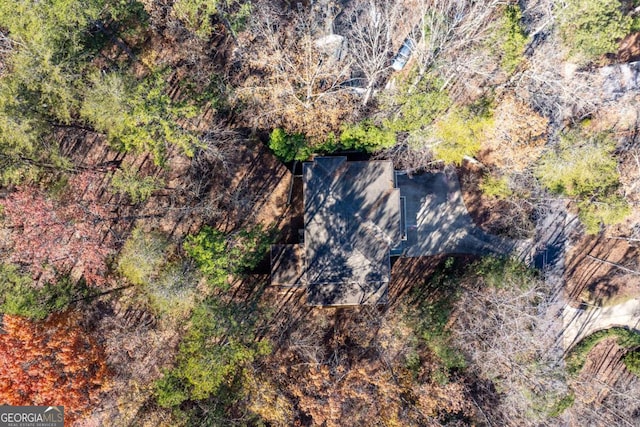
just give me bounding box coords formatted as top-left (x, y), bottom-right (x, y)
top-left (565, 374), bottom-right (640, 426)
top-left (346, 0), bottom-right (406, 105)
top-left (451, 266), bottom-right (570, 425)
top-left (410, 0), bottom-right (502, 87)
top-left (235, 4), bottom-right (357, 141)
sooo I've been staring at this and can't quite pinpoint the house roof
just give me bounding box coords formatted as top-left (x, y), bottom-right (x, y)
top-left (270, 244), bottom-right (306, 287)
top-left (303, 157), bottom-right (401, 306)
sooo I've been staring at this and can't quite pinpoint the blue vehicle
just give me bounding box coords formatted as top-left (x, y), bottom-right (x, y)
top-left (391, 38), bottom-right (415, 71)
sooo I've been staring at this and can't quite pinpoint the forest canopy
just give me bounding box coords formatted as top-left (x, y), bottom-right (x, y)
top-left (0, 0), bottom-right (639, 425)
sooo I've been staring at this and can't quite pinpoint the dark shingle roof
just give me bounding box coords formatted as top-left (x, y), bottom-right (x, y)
top-left (270, 244), bottom-right (306, 287)
top-left (303, 157), bottom-right (401, 306)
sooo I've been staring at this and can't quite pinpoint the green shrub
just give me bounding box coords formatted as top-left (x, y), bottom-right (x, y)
top-left (147, 262), bottom-right (199, 315)
top-left (229, 2), bottom-right (252, 34)
top-left (404, 258), bottom-right (466, 384)
top-left (179, 74), bottom-right (225, 108)
top-left (111, 167), bottom-right (165, 203)
top-left (471, 256), bottom-right (536, 289)
top-left (155, 373), bottom-right (190, 408)
top-left (172, 0), bottom-right (221, 38)
top-left (268, 128), bottom-right (310, 162)
top-left (578, 195), bottom-right (631, 234)
top-left (481, 174), bottom-right (512, 199)
top-left (47, 174), bottom-right (70, 199)
top-left (556, 0), bottom-right (632, 62)
top-left (548, 392), bottom-right (575, 417)
top-left (536, 132), bottom-right (619, 195)
top-left (527, 390), bottom-right (576, 418)
top-left (494, 5), bottom-right (528, 73)
top-left (633, 15), bottom-right (640, 33)
top-left (155, 299), bottom-right (272, 407)
top-left (383, 73), bottom-right (451, 133)
top-left (118, 229), bottom-right (199, 316)
top-left (565, 328), bottom-right (640, 375)
top-left (183, 227), bottom-right (229, 289)
top-left (339, 120), bottom-right (396, 152)
top-left (118, 228), bottom-right (169, 286)
top-left (0, 264), bottom-right (42, 319)
top-left (184, 225), bottom-right (274, 289)
top-left (171, 0), bottom-right (251, 38)
top-left (431, 108), bottom-right (493, 165)
top-left (536, 130), bottom-right (629, 233)
top-left (231, 225), bottom-right (275, 272)
top-left (0, 0), bottom-right (148, 184)
top-left (81, 71), bottom-right (200, 166)
top-left (0, 266), bottom-right (90, 320)
top-left (623, 350), bottom-right (640, 376)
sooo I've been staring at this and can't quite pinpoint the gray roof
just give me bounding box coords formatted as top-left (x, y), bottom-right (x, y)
top-left (303, 157), bottom-right (401, 306)
top-left (270, 244), bottom-right (306, 287)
